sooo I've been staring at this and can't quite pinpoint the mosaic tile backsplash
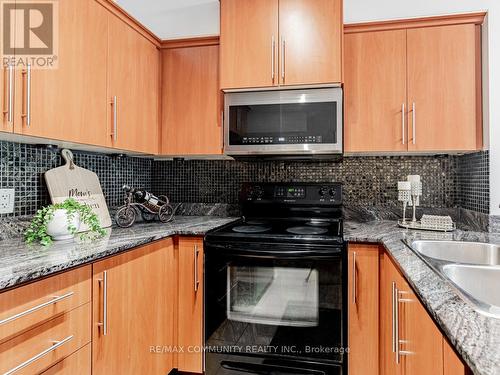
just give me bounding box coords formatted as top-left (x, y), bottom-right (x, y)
top-left (153, 154), bottom-right (488, 213)
top-left (0, 141), bottom-right (152, 217)
top-left (0, 139), bottom-right (490, 219)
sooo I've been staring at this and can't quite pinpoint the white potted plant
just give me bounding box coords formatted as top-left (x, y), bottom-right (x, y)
top-left (25, 198), bottom-right (106, 246)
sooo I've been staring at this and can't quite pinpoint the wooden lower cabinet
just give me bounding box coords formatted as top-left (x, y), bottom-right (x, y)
top-left (41, 344), bottom-right (91, 375)
top-left (0, 303), bottom-right (91, 375)
top-left (379, 251), bottom-right (469, 375)
top-left (177, 237), bottom-right (204, 374)
top-left (348, 244), bottom-right (380, 375)
top-left (92, 239), bottom-right (175, 375)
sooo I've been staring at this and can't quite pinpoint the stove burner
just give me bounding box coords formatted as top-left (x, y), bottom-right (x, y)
top-left (286, 226), bottom-right (329, 235)
top-left (233, 225), bottom-right (272, 234)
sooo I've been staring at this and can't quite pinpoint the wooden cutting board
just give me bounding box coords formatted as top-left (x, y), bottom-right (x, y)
top-left (44, 149), bottom-right (112, 231)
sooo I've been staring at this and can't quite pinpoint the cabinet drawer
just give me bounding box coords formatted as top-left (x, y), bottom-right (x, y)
top-left (0, 303), bottom-right (91, 375)
top-left (41, 343), bottom-right (91, 375)
top-left (0, 266), bottom-right (91, 343)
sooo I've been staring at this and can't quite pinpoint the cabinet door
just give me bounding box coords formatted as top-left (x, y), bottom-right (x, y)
top-left (107, 14), bottom-right (160, 154)
top-left (380, 253), bottom-right (404, 375)
top-left (407, 24), bottom-right (481, 152)
top-left (220, 0), bottom-right (278, 89)
top-left (344, 30), bottom-right (407, 152)
top-left (14, 0), bottom-right (108, 146)
top-left (402, 287), bottom-right (443, 374)
top-left (178, 237), bottom-right (204, 373)
top-left (1, 63), bottom-right (14, 132)
top-left (279, 0), bottom-right (342, 86)
top-left (443, 339), bottom-right (470, 375)
top-left (92, 240), bottom-right (175, 375)
top-left (161, 44), bottom-right (222, 155)
top-left (348, 244), bottom-right (379, 375)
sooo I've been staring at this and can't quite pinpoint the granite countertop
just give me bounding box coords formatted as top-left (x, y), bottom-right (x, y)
top-left (0, 216), bottom-right (238, 292)
top-left (344, 220), bottom-right (500, 375)
top-left (1, 215), bottom-right (499, 374)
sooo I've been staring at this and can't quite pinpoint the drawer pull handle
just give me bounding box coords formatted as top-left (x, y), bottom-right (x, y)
top-left (194, 245), bottom-right (200, 292)
top-left (0, 292), bottom-right (74, 326)
top-left (3, 335), bottom-right (73, 375)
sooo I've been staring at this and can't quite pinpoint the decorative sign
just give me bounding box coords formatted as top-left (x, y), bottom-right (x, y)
top-left (44, 149), bottom-right (112, 232)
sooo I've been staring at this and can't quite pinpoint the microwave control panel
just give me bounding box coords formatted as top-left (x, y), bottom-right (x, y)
top-left (241, 136), bottom-right (323, 144)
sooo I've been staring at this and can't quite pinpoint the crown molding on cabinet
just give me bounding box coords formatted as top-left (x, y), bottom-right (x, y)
top-left (160, 36), bottom-right (220, 49)
top-left (96, 0), bottom-right (162, 47)
top-left (344, 11), bottom-right (486, 34)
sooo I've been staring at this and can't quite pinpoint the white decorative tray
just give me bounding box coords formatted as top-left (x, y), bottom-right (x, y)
top-left (397, 219), bottom-right (456, 232)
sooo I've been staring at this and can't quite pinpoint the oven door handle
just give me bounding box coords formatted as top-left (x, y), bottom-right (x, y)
top-left (205, 242), bottom-right (343, 259)
top-left (220, 361), bottom-right (326, 375)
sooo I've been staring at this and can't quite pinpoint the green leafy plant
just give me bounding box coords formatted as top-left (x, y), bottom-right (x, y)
top-left (25, 198), bottom-right (106, 246)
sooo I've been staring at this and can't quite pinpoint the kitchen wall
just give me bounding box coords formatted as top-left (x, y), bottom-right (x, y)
top-left (0, 140), bottom-right (152, 218)
top-left (123, 0), bottom-right (500, 216)
top-left (152, 152), bottom-right (490, 229)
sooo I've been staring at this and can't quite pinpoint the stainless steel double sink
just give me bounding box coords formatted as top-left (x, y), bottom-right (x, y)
top-left (408, 240), bottom-right (500, 318)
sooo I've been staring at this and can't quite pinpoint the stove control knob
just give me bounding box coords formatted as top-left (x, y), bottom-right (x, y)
top-left (253, 186), bottom-right (264, 199)
top-left (319, 187), bottom-right (328, 197)
top-left (329, 188), bottom-right (337, 197)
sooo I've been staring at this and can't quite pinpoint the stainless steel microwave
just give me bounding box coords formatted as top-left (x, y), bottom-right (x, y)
top-left (223, 87), bottom-right (343, 157)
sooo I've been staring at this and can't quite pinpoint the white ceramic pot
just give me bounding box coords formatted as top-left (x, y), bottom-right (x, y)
top-left (46, 209), bottom-right (81, 241)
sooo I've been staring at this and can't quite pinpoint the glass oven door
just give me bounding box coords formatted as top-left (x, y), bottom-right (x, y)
top-left (205, 243), bottom-right (346, 375)
top-left (224, 88), bottom-right (343, 156)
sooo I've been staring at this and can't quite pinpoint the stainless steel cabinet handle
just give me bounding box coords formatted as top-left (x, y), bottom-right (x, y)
top-left (281, 38), bottom-right (285, 83)
top-left (4, 335), bottom-right (73, 375)
top-left (395, 286), bottom-right (400, 364)
top-left (4, 64), bottom-right (13, 124)
top-left (412, 102), bottom-right (416, 145)
top-left (352, 252), bottom-right (357, 304)
top-left (271, 36), bottom-right (275, 82)
top-left (21, 64), bottom-right (32, 127)
top-left (0, 292), bottom-right (74, 326)
top-left (98, 271), bottom-right (108, 336)
top-left (111, 96), bottom-right (118, 142)
top-left (391, 282), bottom-right (396, 353)
top-left (194, 245), bottom-right (200, 292)
top-left (402, 103), bottom-right (406, 145)
top-left (395, 289), bottom-right (413, 364)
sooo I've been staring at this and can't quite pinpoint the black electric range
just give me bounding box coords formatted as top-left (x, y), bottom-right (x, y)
top-left (204, 183), bottom-right (347, 375)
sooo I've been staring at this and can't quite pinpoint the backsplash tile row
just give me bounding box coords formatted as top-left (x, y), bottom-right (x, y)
top-left (0, 139), bottom-right (490, 218)
top-left (456, 151), bottom-right (489, 214)
top-left (152, 155), bottom-right (459, 209)
top-left (0, 141), bottom-right (151, 217)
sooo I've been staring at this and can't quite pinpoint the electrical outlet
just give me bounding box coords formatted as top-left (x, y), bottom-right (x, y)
top-left (0, 189), bottom-right (15, 214)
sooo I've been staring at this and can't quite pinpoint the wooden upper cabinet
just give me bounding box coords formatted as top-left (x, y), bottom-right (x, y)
top-left (344, 30), bottom-right (407, 152)
top-left (348, 244), bottom-right (380, 375)
top-left (177, 237), bottom-right (204, 374)
top-left (279, 0), bottom-right (342, 86)
top-left (13, 0), bottom-right (108, 146)
top-left (407, 24), bottom-right (482, 152)
top-left (161, 43), bottom-right (222, 155)
top-left (220, 0), bottom-right (279, 89)
top-left (92, 239), bottom-right (175, 375)
top-left (1, 62), bottom-right (14, 133)
top-left (107, 14), bottom-right (160, 154)
top-left (220, 0), bottom-right (342, 89)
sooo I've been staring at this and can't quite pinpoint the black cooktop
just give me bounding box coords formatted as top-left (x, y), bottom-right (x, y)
top-left (206, 217), bottom-right (343, 245)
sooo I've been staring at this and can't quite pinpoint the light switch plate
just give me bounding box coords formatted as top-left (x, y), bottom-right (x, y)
top-left (0, 189), bottom-right (15, 214)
